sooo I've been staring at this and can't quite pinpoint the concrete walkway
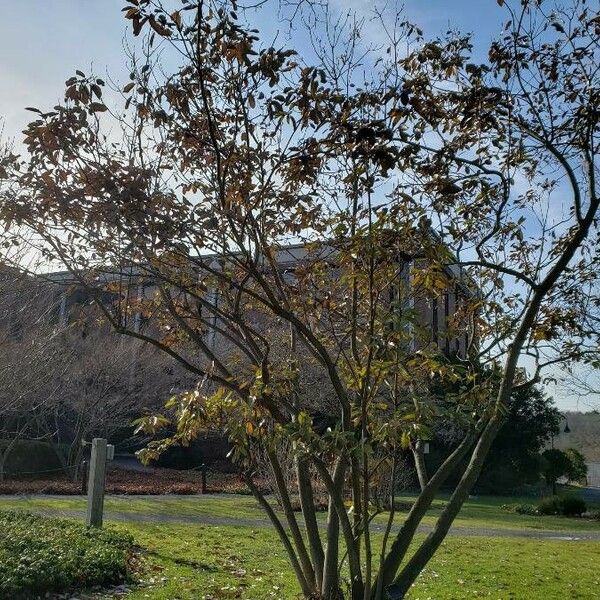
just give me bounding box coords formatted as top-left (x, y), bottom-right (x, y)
top-left (6, 497), bottom-right (600, 542)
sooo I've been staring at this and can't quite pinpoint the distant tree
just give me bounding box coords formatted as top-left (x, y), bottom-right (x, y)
top-left (0, 270), bottom-right (184, 481)
top-left (44, 328), bottom-right (186, 480)
top-left (561, 366), bottom-right (600, 411)
top-left (564, 448), bottom-right (588, 484)
top-left (0, 274), bottom-right (67, 481)
top-left (542, 449), bottom-right (571, 494)
top-left (477, 386), bottom-right (560, 494)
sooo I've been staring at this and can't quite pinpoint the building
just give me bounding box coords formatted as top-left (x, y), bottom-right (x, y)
top-left (43, 240), bottom-right (476, 362)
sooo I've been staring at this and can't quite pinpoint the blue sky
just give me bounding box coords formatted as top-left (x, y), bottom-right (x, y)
top-left (0, 0), bottom-right (505, 142)
top-left (0, 1), bottom-right (593, 412)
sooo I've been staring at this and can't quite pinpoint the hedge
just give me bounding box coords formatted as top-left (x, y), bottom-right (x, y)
top-left (0, 511), bottom-right (134, 599)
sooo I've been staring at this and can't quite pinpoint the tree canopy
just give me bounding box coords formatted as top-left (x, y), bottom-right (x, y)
top-left (477, 385), bottom-right (560, 493)
top-left (0, 0), bottom-right (598, 598)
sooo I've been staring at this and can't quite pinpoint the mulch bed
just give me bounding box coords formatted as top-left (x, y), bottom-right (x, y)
top-left (0, 466), bottom-right (252, 495)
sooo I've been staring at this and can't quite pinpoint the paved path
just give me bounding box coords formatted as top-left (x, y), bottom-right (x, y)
top-left (112, 454), bottom-right (157, 473)
top-left (7, 500), bottom-right (600, 542)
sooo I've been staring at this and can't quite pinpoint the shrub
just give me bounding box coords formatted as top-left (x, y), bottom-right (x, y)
top-left (500, 503), bottom-right (538, 515)
top-left (537, 495), bottom-right (587, 517)
top-left (541, 449), bottom-right (571, 490)
top-left (515, 503), bottom-right (539, 515)
top-left (392, 500), bottom-right (415, 512)
top-left (560, 495), bottom-right (587, 517)
top-left (0, 511), bottom-right (134, 599)
top-left (0, 439), bottom-right (65, 478)
top-left (564, 448), bottom-right (588, 483)
top-left (537, 496), bottom-right (563, 515)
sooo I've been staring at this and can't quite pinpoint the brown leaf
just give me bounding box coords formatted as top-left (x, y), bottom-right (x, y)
top-left (149, 17), bottom-right (171, 37)
top-left (171, 11), bottom-right (182, 28)
top-left (132, 15), bottom-right (143, 36)
top-left (89, 102), bottom-right (108, 113)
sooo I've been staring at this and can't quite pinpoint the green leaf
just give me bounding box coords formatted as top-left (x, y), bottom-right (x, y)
top-left (401, 431), bottom-right (411, 450)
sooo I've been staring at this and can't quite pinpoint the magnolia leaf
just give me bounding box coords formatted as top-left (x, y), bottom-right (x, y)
top-left (90, 102), bottom-right (108, 113)
top-left (401, 431), bottom-right (411, 450)
top-left (91, 84), bottom-right (102, 99)
top-left (149, 17), bottom-right (171, 37)
top-left (171, 10), bottom-right (182, 28)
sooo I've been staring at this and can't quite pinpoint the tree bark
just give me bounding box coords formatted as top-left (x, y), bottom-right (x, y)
top-left (372, 420), bottom-right (484, 597)
top-left (0, 450), bottom-right (7, 483)
top-left (246, 477), bottom-right (314, 598)
top-left (296, 455), bottom-right (325, 590)
top-left (313, 456), bottom-right (364, 599)
top-left (0, 439), bottom-right (19, 483)
top-left (321, 459), bottom-right (346, 599)
top-left (411, 440), bottom-right (429, 492)
top-left (388, 416), bottom-right (503, 598)
top-left (267, 449), bottom-right (317, 591)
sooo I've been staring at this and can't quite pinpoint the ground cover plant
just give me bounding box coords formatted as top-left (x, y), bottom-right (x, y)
top-left (0, 510), bottom-right (135, 599)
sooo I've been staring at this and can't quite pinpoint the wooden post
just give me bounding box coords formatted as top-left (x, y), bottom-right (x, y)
top-left (86, 438), bottom-right (108, 527)
top-left (201, 463), bottom-right (207, 494)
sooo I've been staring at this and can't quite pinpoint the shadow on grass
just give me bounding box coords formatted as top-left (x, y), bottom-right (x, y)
top-left (146, 549), bottom-right (220, 572)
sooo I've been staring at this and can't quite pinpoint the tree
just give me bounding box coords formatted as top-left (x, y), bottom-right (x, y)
top-left (1, 1), bottom-right (598, 598)
top-left (542, 448), bottom-right (571, 494)
top-left (476, 386), bottom-right (560, 493)
top-left (44, 328), bottom-right (189, 479)
top-left (558, 284), bottom-right (600, 410)
top-left (0, 268), bottom-right (185, 481)
top-left (0, 273), bottom-right (68, 481)
top-left (561, 366), bottom-right (600, 411)
top-left (564, 447), bottom-right (588, 484)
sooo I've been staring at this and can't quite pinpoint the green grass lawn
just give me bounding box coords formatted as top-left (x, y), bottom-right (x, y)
top-left (2, 492), bottom-right (599, 532)
top-left (1, 494), bottom-right (599, 598)
top-left (105, 522), bottom-right (600, 599)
